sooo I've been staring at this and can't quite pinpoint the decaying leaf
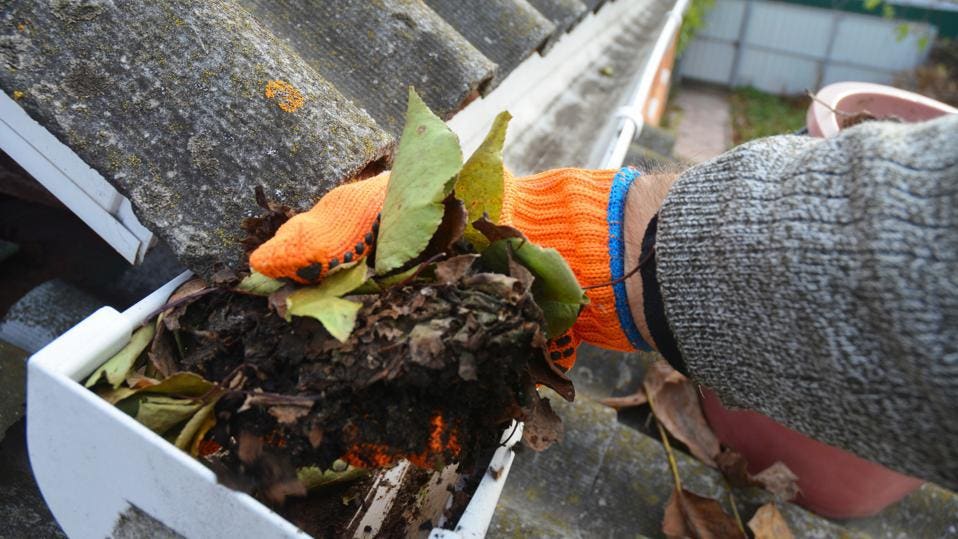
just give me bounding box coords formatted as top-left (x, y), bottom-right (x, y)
top-left (716, 449), bottom-right (800, 501)
top-left (716, 448), bottom-right (756, 488)
top-left (163, 278), bottom-right (210, 331)
top-left (456, 111), bottom-right (511, 250)
top-left (236, 271), bottom-right (285, 296)
top-left (268, 404), bottom-right (313, 425)
top-left (175, 398), bottom-right (220, 451)
top-left (286, 262), bottom-right (369, 342)
top-left (375, 88), bottom-right (463, 274)
top-left (241, 185), bottom-right (297, 255)
top-left (99, 371), bottom-right (214, 405)
top-left (662, 487), bottom-right (745, 539)
top-left (645, 361), bottom-right (721, 467)
top-left (148, 315), bottom-right (178, 379)
top-left (599, 388), bottom-right (648, 410)
top-left (434, 254), bottom-right (479, 284)
top-left (134, 395), bottom-right (204, 435)
top-left (748, 503), bottom-right (794, 539)
top-left (521, 394), bottom-right (563, 451)
top-left (297, 462), bottom-right (368, 491)
top-left (753, 462), bottom-right (800, 501)
top-left (85, 324), bottom-right (156, 389)
top-left (412, 195), bottom-right (468, 266)
top-left (527, 352), bottom-right (575, 402)
top-left (473, 215), bottom-right (526, 243)
top-left (481, 238), bottom-right (587, 338)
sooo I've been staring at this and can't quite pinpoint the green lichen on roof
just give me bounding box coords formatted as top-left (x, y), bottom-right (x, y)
top-left (0, 0), bottom-right (394, 277)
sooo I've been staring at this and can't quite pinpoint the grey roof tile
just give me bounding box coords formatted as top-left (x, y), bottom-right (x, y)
top-left (423, 0), bottom-right (556, 87)
top-left (239, 0), bottom-right (496, 135)
top-left (0, 0), bottom-right (393, 276)
top-left (525, 0), bottom-right (589, 34)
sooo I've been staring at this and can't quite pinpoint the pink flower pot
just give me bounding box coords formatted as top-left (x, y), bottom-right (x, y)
top-left (806, 81), bottom-right (957, 138)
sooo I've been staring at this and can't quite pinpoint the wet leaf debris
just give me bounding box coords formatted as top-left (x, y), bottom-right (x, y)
top-left (84, 88), bottom-right (587, 518)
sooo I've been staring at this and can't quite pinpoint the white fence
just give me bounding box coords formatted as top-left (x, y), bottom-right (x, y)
top-left (679, 0), bottom-right (937, 94)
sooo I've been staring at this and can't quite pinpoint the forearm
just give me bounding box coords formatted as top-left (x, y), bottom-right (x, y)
top-left (630, 115), bottom-right (958, 486)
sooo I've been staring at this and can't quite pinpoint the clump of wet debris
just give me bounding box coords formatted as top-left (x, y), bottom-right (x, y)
top-left (85, 90), bottom-right (584, 534)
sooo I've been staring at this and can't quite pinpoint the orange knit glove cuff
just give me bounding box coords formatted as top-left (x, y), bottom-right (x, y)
top-left (501, 167), bottom-right (650, 353)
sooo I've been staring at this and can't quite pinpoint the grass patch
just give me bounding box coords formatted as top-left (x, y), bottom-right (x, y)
top-left (729, 87), bottom-right (808, 144)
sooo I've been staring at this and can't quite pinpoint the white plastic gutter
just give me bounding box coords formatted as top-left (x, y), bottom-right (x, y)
top-left (599, 0), bottom-right (692, 169)
top-left (0, 91), bottom-right (154, 264)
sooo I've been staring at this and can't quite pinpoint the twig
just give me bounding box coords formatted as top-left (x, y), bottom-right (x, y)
top-left (394, 252), bottom-right (447, 288)
top-left (144, 287), bottom-right (219, 322)
top-left (582, 246), bottom-right (655, 291)
top-left (648, 387), bottom-right (682, 490)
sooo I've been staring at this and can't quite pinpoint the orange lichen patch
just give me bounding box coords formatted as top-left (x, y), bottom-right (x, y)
top-left (264, 79), bottom-right (305, 113)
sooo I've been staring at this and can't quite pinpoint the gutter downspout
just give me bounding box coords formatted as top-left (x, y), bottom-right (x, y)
top-left (599, 0), bottom-right (692, 169)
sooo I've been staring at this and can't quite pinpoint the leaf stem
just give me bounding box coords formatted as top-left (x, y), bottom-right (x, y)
top-left (728, 489), bottom-right (745, 534)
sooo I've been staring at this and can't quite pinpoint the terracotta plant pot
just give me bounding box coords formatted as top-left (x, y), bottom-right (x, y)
top-left (701, 389), bottom-right (923, 519)
top-left (806, 81), bottom-right (957, 138)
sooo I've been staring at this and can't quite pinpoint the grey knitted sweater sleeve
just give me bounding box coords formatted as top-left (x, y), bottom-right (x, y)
top-left (655, 114), bottom-right (958, 487)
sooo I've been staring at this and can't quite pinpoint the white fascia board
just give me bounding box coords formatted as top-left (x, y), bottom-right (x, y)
top-left (0, 91), bottom-right (153, 264)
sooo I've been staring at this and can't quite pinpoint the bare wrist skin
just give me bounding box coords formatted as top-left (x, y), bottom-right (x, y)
top-left (623, 172), bottom-right (678, 351)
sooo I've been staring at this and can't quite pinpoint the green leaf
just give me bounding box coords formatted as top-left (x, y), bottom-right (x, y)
top-left (456, 111), bottom-right (511, 250)
top-left (375, 88), bottom-right (463, 274)
top-left (134, 395), bottom-right (204, 435)
top-left (482, 239), bottom-right (588, 337)
top-left (287, 262), bottom-right (368, 342)
top-left (236, 271), bottom-right (285, 295)
top-left (863, 0), bottom-right (881, 10)
top-left (895, 22), bottom-right (909, 41)
top-left (85, 324), bottom-right (156, 389)
top-left (174, 398), bottom-right (220, 451)
top-left (96, 372), bottom-right (214, 405)
top-left (298, 462), bottom-right (368, 491)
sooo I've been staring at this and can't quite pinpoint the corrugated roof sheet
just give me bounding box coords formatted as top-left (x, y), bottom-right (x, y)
top-left (526, 0), bottom-right (590, 34)
top-left (0, 0), bottom-right (639, 276)
top-left (239, 0), bottom-right (496, 134)
top-left (422, 0), bottom-right (555, 86)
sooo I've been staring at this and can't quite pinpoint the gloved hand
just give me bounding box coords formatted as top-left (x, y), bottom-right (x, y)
top-left (250, 166), bottom-right (653, 370)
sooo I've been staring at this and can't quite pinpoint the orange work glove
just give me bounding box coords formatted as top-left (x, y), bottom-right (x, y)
top-left (250, 167), bottom-right (651, 370)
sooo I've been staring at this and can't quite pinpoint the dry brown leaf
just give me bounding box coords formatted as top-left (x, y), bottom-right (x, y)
top-left (716, 448), bottom-right (759, 489)
top-left (527, 352), bottom-right (575, 402)
top-left (163, 277), bottom-right (209, 331)
top-left (148, 317), bottom-right (179, 378)
top-left (598, 388), bottom-right (648, 410)
top-left (645, 361), bottom-right (721, 467)
top-left (748, 503), bottom-right (794, 539)
top-left (754, 462), bottom-right (800, 502)
top-left (662, 487), bottom-right (745, 539)
top-left (434, 254), bottom-right (479, 284)
top-left (521, 395), bottom-right (564, 451)
top-left (472, 214), bottom-right (527, 243)
top-left (716, 450), bottom-right (800, 501)
top-left (268, 405), bottom-right (312, 425)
